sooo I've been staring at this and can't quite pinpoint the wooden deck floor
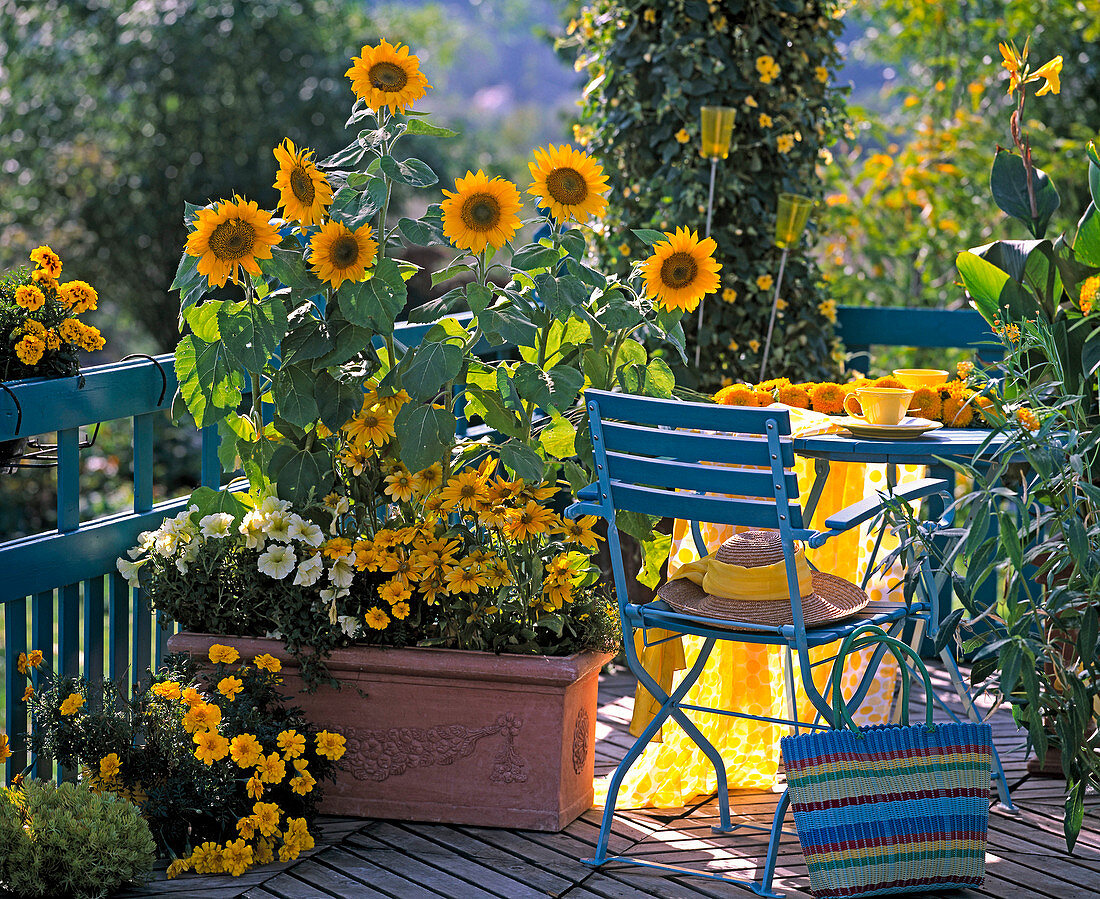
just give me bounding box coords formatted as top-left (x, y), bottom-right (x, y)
top-left (124, 662), bottom-right (1100, 899)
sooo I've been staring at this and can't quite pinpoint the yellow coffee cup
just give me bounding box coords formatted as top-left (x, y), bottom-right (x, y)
top-left (892, 369), bottom-right (949, 390)
top-left (844, 387), bottom-right (915, 426)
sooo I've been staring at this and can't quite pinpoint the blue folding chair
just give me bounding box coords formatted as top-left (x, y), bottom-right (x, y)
top-left (567, 389), bottom-right (950, 898)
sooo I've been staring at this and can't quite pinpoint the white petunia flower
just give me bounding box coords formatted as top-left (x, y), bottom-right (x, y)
top-left (259, 495), bottom-right (291, 516)
top-left (337, 615), bottom-right (360, 638)
top-left (117, 557), bottom-right (144, 587)
top-left (293, 552), bottom-right (324, 587)
top-left (264, 509), bottom-right (293, 543)
top-left (238, 510), bottom-right (267, 550)
top-left (199, 512), bottom-right (234, 539)
top-left (287, 515), bottom-right (324, 547)
top-left (329, 557), bottom-right (356, 588)
top-left (175, 556), bottom-right (190, 575)
top-left (154, 531), bottom-right (179, 557)
top-left (320, 586), bottom-right (349, 604)
top-left (258, 543), bottom-right (297, 579)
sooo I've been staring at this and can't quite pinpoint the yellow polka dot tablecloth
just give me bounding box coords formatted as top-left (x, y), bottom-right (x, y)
top-left (603, 408), bottom-right (925, 808)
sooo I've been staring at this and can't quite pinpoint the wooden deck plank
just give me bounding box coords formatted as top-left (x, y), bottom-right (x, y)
top-left (307, 846), bottom-right (443, 899)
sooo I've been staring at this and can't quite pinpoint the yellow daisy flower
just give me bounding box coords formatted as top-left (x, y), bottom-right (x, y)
top-left (556, 515), bottom-right (602, 551)
top-left (640, 226), bottom-right (722, 313)
top-left (384, 467), bottom-right (416, 502)
top-left (441, 170), bottom-right (522, 254)
top-left (345, 39), bottom-right (432, 114)
top-left (412, 462), bottom-right (443, 496)
top-left (527, 144), bottom-right (610, 222)
top-left (504, 500), bottom-right (558, 541)
top-left (185, 196), bottom-right (280, 287)
top-left (273, 138), bottom-right (333, 227)
top-left (308, 220), bottom-right (378, 290)
top-left (365, 606), bottom-right (391, 630)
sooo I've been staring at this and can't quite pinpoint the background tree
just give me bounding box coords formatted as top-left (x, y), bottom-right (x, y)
top-left (561, 0), bottom-right (849, 391)
top-left (820, 0), bottom-right (1100, 314)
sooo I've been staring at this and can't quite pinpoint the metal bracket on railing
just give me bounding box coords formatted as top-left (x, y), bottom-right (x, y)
top-left (0, 381), bottom-right (23, 436)
top-left (13, 421), bottom-right (102, 469)
top-left (120, 353), bottom-right (168, 406)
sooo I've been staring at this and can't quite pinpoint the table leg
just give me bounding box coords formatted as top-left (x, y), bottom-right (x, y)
top-left (803, 457), bottom-right (831, 521)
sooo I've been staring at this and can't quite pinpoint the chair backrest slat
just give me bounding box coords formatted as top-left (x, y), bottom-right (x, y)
top-left (607, 483), bottom-right (804, 530)
top-left (590, 390), bottom-right (793, 434)
top-left (605, 450), bottom-right (799, 499)
top-left (599, 421), bottom-right (796, 468)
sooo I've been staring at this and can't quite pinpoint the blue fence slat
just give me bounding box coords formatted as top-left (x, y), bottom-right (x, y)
top-left (200, 426), bottom-right (220, 489)
top-left (3, 598), bottom-right (27, 781)
top-left (84, 577), bottom-right (105, 685)
top-left (58, 583), bottom-right (80, 680)
top-left (108, 574), bottom-right (129, 686)
top-left (132, 588), bottom-right (152, 692)
top-left (31, 590), bottom-right (52, 780)
top-left (134, 413), bottom-right (154, 512)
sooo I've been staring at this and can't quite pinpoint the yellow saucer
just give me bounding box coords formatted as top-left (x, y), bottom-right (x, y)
top-left (834, 416), bottom-right (944, 440)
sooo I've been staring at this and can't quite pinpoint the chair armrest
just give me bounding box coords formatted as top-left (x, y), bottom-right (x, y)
top-left (565, 483), bottom-right (603, 520)
top-left (809, 478), bottom-right (951, 545)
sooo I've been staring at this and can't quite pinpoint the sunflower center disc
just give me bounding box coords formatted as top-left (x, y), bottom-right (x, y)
top-left (289, 166), bottom-right (316, 204)
top-left (462, 194), bottom-right (500, 230)
top-left (660, 252), bottom-right (698, 289)
top-left (332, 235), bottom-right (360, 268)
top-left (369, 61), bottom-right (409, 91)
top-left (546, 167), bottom-right (587, 205)
top-left (209, 220), bottom-right (256, 261)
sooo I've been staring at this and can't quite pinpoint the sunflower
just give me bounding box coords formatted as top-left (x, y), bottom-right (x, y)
top-left (346, 39), bottom-right (431, 114)
top-left (809, 383), bottom-right (845, 415)
top-left (309, 220), bottom-right (378, 290)
top-left (640, 227), bottom-right (721, 313)
top-left (185, 196), bottom-right (281, 287)
top-left (527, 144), bottom-right (609, 222)
top-left (504, 500), bottom-right (558, 542)
top-left (909, 386), bottom-right (942, 420)
top-left (440, 170), bottom-right (522, 254)
top-left (439, 467), bottom-right (490, 513)
top-left (273, 138), bottom-right (333, 227)
top-left (775, 384), bottom-right (810, 409)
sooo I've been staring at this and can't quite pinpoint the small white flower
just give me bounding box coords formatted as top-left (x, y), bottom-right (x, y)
top-left (175, 557), bottom-right (190, 575)
top-left (238, 510), bottom-right (267, 550)
top-left (293, 552), bottom-right (324, 587)
top-left (154, 531), bottom-right (179, 557)
top-left (199, 512), bottom-right (234, 538)
top-left (320, 586), bottom-right (349, 603)
top-left (264, 509), bottom-right (293, 542)
top-left (287, 515), bottom-right (324, 547)
top-left (117, 557), bottom-right (144, 587)
top-left (259, 495), bottom-right (291, 516)
top-left (258, 543), bottom-right (297, 579)
top-left (329, 557), bottom-right (355, 588)
top-left (337, 615), bottom-right (360, 638)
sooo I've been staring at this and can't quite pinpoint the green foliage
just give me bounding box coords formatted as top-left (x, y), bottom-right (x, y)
top-left (820, 0), bottom-right (1100, 315)
top-left (0, 779), bottom-right (155, 898)
top-left (561, 0), bottom-right (848, 390)
top-left (0, 0), bottom-right (372, 351)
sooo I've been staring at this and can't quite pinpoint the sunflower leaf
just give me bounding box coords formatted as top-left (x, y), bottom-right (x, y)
top-left (399, 216), bottom-right (449, 247)
top-left (271, 364), bottom-right (320, 428)
top-left (403, 340), bottom-right (463, 401)
top-left (339, 258), bottom-right (407, 331)
top-left (511, 244), bottom-right (561, 271)
top-left (538, 414), bottom-right (576, 460)
top-left (405, 119), bottom-right (458, 138)
top-left (315, 371), bottom-right (363, 432)
top-left (394, 404), bottom-right (456, 473)
top-left (631, 228), bottom-right (667, 246)
top-left (499, 442), bottom-right (544, 483)
top-left (262, 247), bottom-right (317, 291)
top-left (269, 444), bottom-right (333, 505)
top-left (318, 139), bottom-right (368, 170)
top-left (431, 262), bottom-right (470, 287)
top-left (217, 294), bottom-right (288, 373)
top-left (379, 155), bottom-right (438, 188)
top-left (174, 334), bottom-right (244, 428)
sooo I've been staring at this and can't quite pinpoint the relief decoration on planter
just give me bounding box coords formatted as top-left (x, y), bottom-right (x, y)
top-left (572, 707), bottom-right (590, 775)
top-left (343, 712), bottom-right (528, 784)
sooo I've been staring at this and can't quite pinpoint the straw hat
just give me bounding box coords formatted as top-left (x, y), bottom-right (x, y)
top-left (657, 529), bottom-right (868, 628)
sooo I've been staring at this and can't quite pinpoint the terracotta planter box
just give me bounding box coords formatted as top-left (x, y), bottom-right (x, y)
top-left (167, 632), bottom-right (610, 831)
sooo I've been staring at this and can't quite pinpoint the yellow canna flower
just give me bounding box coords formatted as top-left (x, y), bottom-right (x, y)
top-left (1032, 55), bottom-right (1062, 96)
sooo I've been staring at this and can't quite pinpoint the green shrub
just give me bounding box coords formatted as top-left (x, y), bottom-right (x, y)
top-left (561, 0), bottom-right (848, 390)
top-left (0, 779), bottom-right (155, 898)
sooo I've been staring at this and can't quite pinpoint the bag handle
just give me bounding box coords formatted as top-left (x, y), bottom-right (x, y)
top-left (829, 624), bottom-right (936, 733)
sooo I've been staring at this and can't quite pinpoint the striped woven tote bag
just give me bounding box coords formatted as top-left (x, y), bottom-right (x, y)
top-left (781, 626), bottom-right (991, 898)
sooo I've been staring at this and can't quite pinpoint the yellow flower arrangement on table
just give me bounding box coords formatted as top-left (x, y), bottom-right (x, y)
top-left (1, 246), bottom-right (106, 382)
top-left (714, 364), bottom-right (994, 427)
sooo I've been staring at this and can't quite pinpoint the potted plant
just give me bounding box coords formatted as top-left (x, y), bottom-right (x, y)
top-left (125, 37), bottom-right (718, 830)
top-left (0, 246), bottom-right (107, 469)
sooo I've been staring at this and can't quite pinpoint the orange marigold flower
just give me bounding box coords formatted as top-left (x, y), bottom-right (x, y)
top-left (1016, 407), bottom-right (1040, 431)
top-left (1080, 275), bottom-right (1100, 315)
top-left (715, 384), bottom-right (760, 407)
top-left (775, 384), bottom-right (810, 409)
top-left (941, 393), bottom-right (974, 427)
top-left (809, 383), bottom-right (845, 415)
top-left (909, 386), bottom-right (942, 421)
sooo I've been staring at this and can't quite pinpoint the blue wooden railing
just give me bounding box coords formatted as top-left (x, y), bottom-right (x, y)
top-left (0, 306), bottom-right (994, 782)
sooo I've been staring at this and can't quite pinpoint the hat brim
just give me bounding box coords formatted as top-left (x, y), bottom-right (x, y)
top-left (656, 570), bottom-right (869, 629)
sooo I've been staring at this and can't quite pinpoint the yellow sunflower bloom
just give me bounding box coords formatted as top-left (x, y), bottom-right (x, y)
top-left (504, 500), bottom-right (559, 541)
top-left (345, 39), bottom-right (432, 114)
top-left (308, 220), bottom-right (378, 290)
top-left (809, 383), bottom-right (845, 415)
top-left (441, 169), bottom-right (522, 254)
top-left (384, 467), bottom-right (416, 502)
top-left (715, 384), bottom-right (759, 407)
top-left (273, 138), bottom-right (333, 227)
top-left (527, 144), bottom-right (610, 222)
top-left (640, 226), bottom-right (722, 314)
top-left (185, 196), bottom-right (280, 288)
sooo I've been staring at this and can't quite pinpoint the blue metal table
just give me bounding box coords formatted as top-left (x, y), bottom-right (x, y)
top-left (792, 426), bottom-right (1016, 809)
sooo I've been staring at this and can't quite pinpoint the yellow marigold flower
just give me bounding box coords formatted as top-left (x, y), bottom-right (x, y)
top-left (221, 838), bottom-right (254, 877)
top-left (59, 693), bottom-right (85, 716)
top-left (776, 385), bottom-right (810, 409)
top-left (272, 137), bottom-right (333, 227)
top-left (59, 280), bottom-right (97, 314)
top-left (181, 686), bottom-right (204, 706)
top-left (44, 329), bottom-right (60, 351)
top-left (76, 323), bottom-right (105, 352)
top-left (345, 39), bottom-right (432, 114)
top-left (15, 335), bottom-right (45, 366)
top-left (237, 815), bottom-right (258, 840)
top-left (528, 144), bottom-right (609, 223)
top-left (309, 220), bottom-right (378, 291)
top-left (208, 643), bottom-right (240, 665)
top-left (256, 752), bottom-right (286, 785)
top-left (30, 245), bottom-right (62, 278)
top-left (165, 859), bottom-right (191, 879)
top-left (722, 286), bottom-right (738, 303)
top-left (674, 128), bottom-right (691, 144)
top-left (0, 734), bottom-right (10, 763)
top-left (251, 801), bottom-right (281, 838)
top-left (246, 775), bottom-right (264, 800)
top-left (27, 649), bottom-right (43, 669)
top-left (909, 386), bottom-right (942, 420)
top-left (758, 113), bottom-right (773, 128)
top-left (365, 606), bottom-right (391, 630)
top-left (290, 770), bottom-right (317, 795)
top-left (21, 684), bottom-right (33, 702)
top-left (185, 196), bottom-right (280, 288)
top-left (957, 360), bottom-right (975, 379)
top-left (14, 284), bottom-right (44, 311)
top-left (641, 226), bottom-right (721, 314)
top-left (815, 66), bottom-right (829, 83)
top-left (182, 701), bottom-right (221, 734)
top-left (193, 730), bottom-right (230, 765)
top-left (316, 730), bottom-right (347, 761)
top-left (809, 383), bottom-right (845, 415)
top-left (16, 653), bottom-right (28, 674)
top-left (1016, 407), bottom-right (1040, 431)
top-left (391, 600), bottom-right (411, 620)
top-left (57, 317), bottom-right (83, 345)
top-left (379, 578), bottom-right (412, 606)
top-left (218, 674), bottom-right (244, 700)
top-left (384, 467), bottom-right (416, 503)
top-left (441, 169), bottom-right (523, 254)
top-left (230, 733), bottom-right (264, 769)
top-left (99, 753), bottom-right (121, 780)
top-left (643, 8), bottom-right (656, 22)
top-left (1080, 275), bottom-right (1100, 315)
top-left (777, 134), bottom-right (795, 154)
top-left (756, 274), bottom-right (774, 291)
top-left (253, 653), bottom-right (281, 674)
top-left (618, 242), bottom-right (631, 256)
top-left (277, 729), bottom-right (306, 759)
